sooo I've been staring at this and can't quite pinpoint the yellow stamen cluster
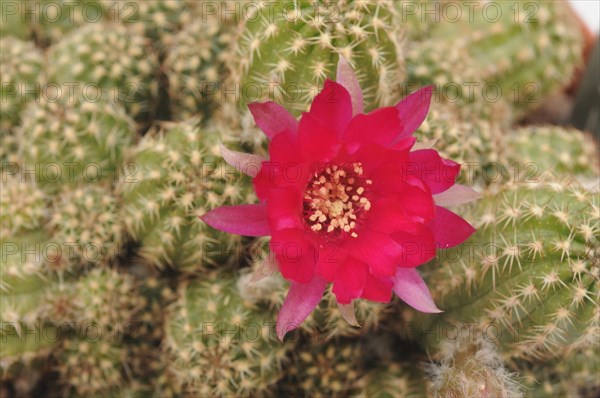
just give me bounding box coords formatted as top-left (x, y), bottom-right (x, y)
top-left (304, 163), bottom-right (372, 238)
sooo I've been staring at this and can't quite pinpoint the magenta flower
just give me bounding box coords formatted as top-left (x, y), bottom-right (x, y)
top-left (202, 57), bottom-right (478, 340)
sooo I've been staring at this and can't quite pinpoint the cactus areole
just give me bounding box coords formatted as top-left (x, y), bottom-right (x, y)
top-left (201, 57), bottom-right (478, 340)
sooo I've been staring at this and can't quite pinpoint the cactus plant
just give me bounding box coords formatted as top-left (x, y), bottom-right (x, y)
top-left (410, 176), bottom-right (599, 361)
top-left (428, 0), bottom-right (584, 116)
top-left (0, 232), bottom-right (59, 328)
top-left (1, 175), bottom-right (48, 237)
top-left (164, 271), bottom-right (291, 397)
top-left (97, 0), bottom-right (193, 44)
top-left (164, 17), bottom-right (233, 121)
top-left (414, 101), bottom-right (509, 186)
top-left (46, 184), bottom-right (124, 271)
top-left (18, 93), bottom-right (136, 188)
top-left (280, 339), bottom-right (364, 397)
top-left (46, 22), bottom-right (159, 119)
top-left (0, 323), bottom-right (59, 381)
top-left (57, 337), bottom-right (128, 396)
top-left (506, 126), bottom-right (600, 179)
top-left (0, 0), bottom-right (31, 40)
top-left (426, 333), bottom-right (523, 398)
top-left (0, 37), bottom-right (44, 138)
top-left (227, 0), bottom-right (405, 146)
top-left (355, 361), bottom-right (426, 398)
top-left (119, 121), bottom-right (253, 271)
top-left (48, 268), bottom-right (143, 340)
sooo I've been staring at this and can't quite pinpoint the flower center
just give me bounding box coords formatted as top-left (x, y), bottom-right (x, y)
top-left (303, 163), bottom-right (372, 238)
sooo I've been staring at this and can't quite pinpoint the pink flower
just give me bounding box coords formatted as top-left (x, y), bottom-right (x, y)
top-left (201, 57), bottom-right (478, 340)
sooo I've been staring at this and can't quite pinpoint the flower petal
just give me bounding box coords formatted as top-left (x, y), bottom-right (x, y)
top-left (250, 252), bottom-right (279, 284)
top-left (298, 112), bottom-right (340, 162)
top-left (392, 268), bottom-right (441, 313)
top-left (337, 301), bottom-right (359, 326)
top-left (276, 276), bottom-right (328, 341)
top-left (346, 230), bottom-right (402, 277)
top-left (267, 188), bottom-right (304, 231)
top-left (332, 257), bottom-right (368, 304)
top-left (433, 184), bottom-right (482, 207)
top-left (220, 143), bottom-right (265, 178)
top-left (270, 229), bottom-right (317, 283)
top-left (392, 226), bottom-right (437, 268)
top-left (394, 86), bottom-right (434, 142)
top-left (200, 204), bottom-right (270, 236)
top-left (336, 56), bottom-right (363, 116)
top-left (308, 79), bottom-right (353, 137)
top-left (407, 150), bottom-right (461, 194)
top-left (343, 107), bottom-right (402, 147)
top-left (433, 206), bottom-right (476, 249)
top-left (360, 273), bottom-right (393, 302)
top-left (248, 101), bottom-right (298, 139)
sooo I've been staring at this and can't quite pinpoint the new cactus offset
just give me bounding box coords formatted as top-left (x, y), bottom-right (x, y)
top-left (426, 333), bottom-right (523, 398)
top-left (164, 271), bottom-right (291, 396)
top-left (119, 121), bottom-right (253, 271)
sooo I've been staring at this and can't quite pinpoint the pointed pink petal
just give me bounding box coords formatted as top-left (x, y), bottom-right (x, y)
top-left (360, 274), bottom-right (394, 302)
top-left (250, 252), bottom-right (279, 284)
top-left (298, 112), bottom-right (340, 162)
top-left (270, 229), bottom-right (317, 283)
top-left (220, 143), bottom-right (265, 178)
top-left (336, 56), bottom-right (363, 116)
top-left (392, 268), bottom-right (441, 313)
top-left (276, 276), bottom-right (328, 341)
top-left (343, 107), bottom-right (402, 146)
top-left (337, 301), bottom-right (359, 326)
top-left (309, 79), bottom-right (353, 137)
top-left (248, 101), bottom-right (298, 139)
top-left (200, 204), bottom-right (270, 237)
top-left (332, 258), bottom-right (368, 304)
top-left (433, 184), bottom-right (482, 207)
top-left (433, 206), bottom-right (476, 249)
top-left (394, 86), bottom-right (434, 141)
top-left (408, 150), bottom-right (461, 194)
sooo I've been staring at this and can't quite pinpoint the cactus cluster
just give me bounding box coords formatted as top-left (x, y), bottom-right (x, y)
top-left (0, 0), bottom-right (597, 396)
